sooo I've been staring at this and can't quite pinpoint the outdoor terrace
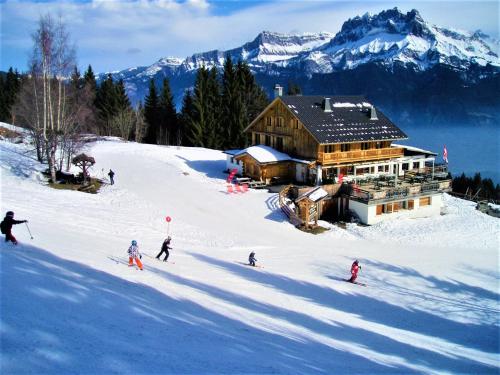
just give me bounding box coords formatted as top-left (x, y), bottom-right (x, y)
top-left (349, 167), bottom-right (452, 203)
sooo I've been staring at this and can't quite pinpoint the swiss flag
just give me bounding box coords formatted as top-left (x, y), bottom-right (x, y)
top-left (443, 145), bottom-right (448, 164)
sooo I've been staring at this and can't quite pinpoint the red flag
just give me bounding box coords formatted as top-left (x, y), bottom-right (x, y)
top-left (443, 145), bottom-right (448, 164)
top-left (338, 173), bottom-right (344, 184)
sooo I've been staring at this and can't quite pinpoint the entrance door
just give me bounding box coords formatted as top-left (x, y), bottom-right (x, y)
top-left (295, 164), bottom-right (306, 182)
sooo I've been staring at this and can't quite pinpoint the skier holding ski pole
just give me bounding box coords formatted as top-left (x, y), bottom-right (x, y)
top-left (0, 211), bottom-right (28, 245)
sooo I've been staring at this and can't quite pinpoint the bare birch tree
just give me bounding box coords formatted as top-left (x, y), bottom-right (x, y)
top-left (30, 14), bottom-right (76, 182)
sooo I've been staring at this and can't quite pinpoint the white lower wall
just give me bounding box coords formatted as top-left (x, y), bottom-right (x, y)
top-left (349, 194), bottom-right (443, 225)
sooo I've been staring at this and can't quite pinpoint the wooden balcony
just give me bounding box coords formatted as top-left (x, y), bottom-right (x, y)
top-left (350, 179), bottom-right (452, 204)
top-left (318, 147), bottom-right (404, 165)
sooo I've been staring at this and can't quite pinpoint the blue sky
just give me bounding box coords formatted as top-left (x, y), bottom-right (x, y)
top-left (1, 0), bottom-right (498, 73)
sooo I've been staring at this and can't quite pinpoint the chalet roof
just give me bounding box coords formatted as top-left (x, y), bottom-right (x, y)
top-left (392, 144), bottom-right (437, 157)
top-left (280, 96), bottom-right (408, 144)
top-left (234, 145), bottom-right (312, 164)
top-left (296, 186), bottom-right (329, 203)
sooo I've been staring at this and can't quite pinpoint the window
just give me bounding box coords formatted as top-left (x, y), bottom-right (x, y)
top-left (361, 142), bottom-right (371, 150)
top-left (402, 163), bottom-right (409, 171)
top-left (291, 119), bottom-right (300, 129)
top-left (375, 141), bottom-right (382, 149)
top-left (384, 203), bottom-right (393, 213)
top-left (341, 144), bottom-right (351, 152)
top-left (420, 197), bottom-right (431, 206)
top-left (378, 165), bottom-right (384, 172)
top-left (265, 135), bottom-right (271, 146)
top-left (230, 157), bottom-right (235, 164)
top-left (276, 117), bottom-right (284, 127)
top-left (276, 137), bottom-right (283, 152)
top-left (255, 133), bottom-right (261, 145)
top-left (266, 117), bottom-right (272, 126)
top-left (324, 145), bottom-right (334, 153)
top-left (413, 162), bottom-right (420, 170)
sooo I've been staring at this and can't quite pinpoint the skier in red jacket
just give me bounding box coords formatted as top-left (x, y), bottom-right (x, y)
top-left (348, 260), bottom-right (360, 283)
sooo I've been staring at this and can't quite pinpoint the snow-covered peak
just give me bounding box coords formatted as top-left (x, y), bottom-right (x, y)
top-left (301, 7), bottom-right (500, 73)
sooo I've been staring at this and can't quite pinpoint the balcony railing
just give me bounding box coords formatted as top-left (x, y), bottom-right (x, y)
top-left (350, 179), bottom-right (452, 203)
top-left (318, 147), bottom-right (404, 165)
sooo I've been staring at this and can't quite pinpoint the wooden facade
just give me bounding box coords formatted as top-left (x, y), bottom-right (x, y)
top-left (246, 98), bottom-right (403, 169)
top-left (249, 100), bottom-right (318, 159)
top-left (236, 153), bottom-right (295, 183)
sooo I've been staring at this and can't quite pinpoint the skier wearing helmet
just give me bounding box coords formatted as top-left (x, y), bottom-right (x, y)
top-left (1, 211), bottom-right (28, 245)
top-left (155, 236), bottom-right (172, 262)
top-left (348, 260), bottom-right (361, 283)
top-left (127, 240), bottom-right (143, 270)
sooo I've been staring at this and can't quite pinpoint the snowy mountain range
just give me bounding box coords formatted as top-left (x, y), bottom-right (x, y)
top-left (103, 8), bottom-right (500, 126)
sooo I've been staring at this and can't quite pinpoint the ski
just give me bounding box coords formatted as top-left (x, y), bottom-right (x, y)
top-left (344, 279), bottom-right (366, 286)
top-left (235, 261), bottom-right (263, 268)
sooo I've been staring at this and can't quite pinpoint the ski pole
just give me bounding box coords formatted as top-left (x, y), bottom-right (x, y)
top-left (25, 222), bottom-right (33, 239)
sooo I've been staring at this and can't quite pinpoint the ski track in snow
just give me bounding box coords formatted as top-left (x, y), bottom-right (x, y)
top-left (1, 129), bottom-right (499, 374)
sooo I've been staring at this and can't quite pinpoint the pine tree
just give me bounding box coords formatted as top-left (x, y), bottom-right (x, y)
top-left (144, 79), bottom-right (160, 144)
top-left (221, 56), bottom-right (247, 149)
top-left (236, 61), bottom-right (269, 144)
top-left (70, 66), bottom-right (83, 90)
top-left (179, 90), bottom-right (195, 146)
top-left (83, 65), bottom-right (97, 92)
top-left (0, 67), bottom-right (21, 123)
top-left (95, 74), bottom-right (119, 135)
top-left (204, 67), bottom-right (222, 149)
top-left (158, 78), bottom-right (177, 145)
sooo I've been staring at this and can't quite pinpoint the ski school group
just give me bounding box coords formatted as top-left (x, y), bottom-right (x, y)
top-left (1, 210), bottom-right (364, 285)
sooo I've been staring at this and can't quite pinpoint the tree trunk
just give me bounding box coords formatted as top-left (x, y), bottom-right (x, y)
top-left (45, 136), bottom-right (57, 183)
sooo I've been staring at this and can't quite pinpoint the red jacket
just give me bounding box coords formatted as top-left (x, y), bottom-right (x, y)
top-left (351, 263), bottom-right (359, 276)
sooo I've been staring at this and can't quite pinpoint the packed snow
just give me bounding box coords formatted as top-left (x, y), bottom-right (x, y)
top-left (1, 125), bottom-right (499, 374)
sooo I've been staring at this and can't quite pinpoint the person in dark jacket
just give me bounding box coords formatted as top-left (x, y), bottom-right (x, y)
top-left (108, 169), bottom-right (115, 185)
top-left (156, 236), bottom-right (172, 262)
top-left (1, 211), bottom-right (27, 245)
top-left (248, 251), bottom-right (257, 267)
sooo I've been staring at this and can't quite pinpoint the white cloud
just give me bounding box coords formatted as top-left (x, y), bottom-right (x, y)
top-left (1, 0), bottom-right (497, 73)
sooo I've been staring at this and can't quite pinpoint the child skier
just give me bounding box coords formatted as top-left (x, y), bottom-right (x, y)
top-left (348, 260), bottom-right (361, 283)
top-left (248, 251), bottom-right (257, 267)
top-left (127, 240), bottom-right (143, 270)
top-left (1, 211), bottom-right (28, 245)
top-left (156, 236), bottom-right (172, 262)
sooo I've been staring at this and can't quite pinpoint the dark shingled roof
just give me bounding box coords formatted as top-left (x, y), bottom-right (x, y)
top-left (280, 95), bottom-right (407, 144)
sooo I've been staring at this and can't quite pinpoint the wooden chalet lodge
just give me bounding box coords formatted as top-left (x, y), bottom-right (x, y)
top-left (225, 85), bottom-right (451, 226)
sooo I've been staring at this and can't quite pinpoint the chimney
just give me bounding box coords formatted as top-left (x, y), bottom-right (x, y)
top-left (370, 105), bottom-right (378, 120)
top-left (274, 84), bottom-right (283, 98)
top-left (323, 97), bottom-right (332, 113)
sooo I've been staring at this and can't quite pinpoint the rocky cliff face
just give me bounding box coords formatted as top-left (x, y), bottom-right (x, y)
top-left (101, 8), bottom-right (500, 126)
